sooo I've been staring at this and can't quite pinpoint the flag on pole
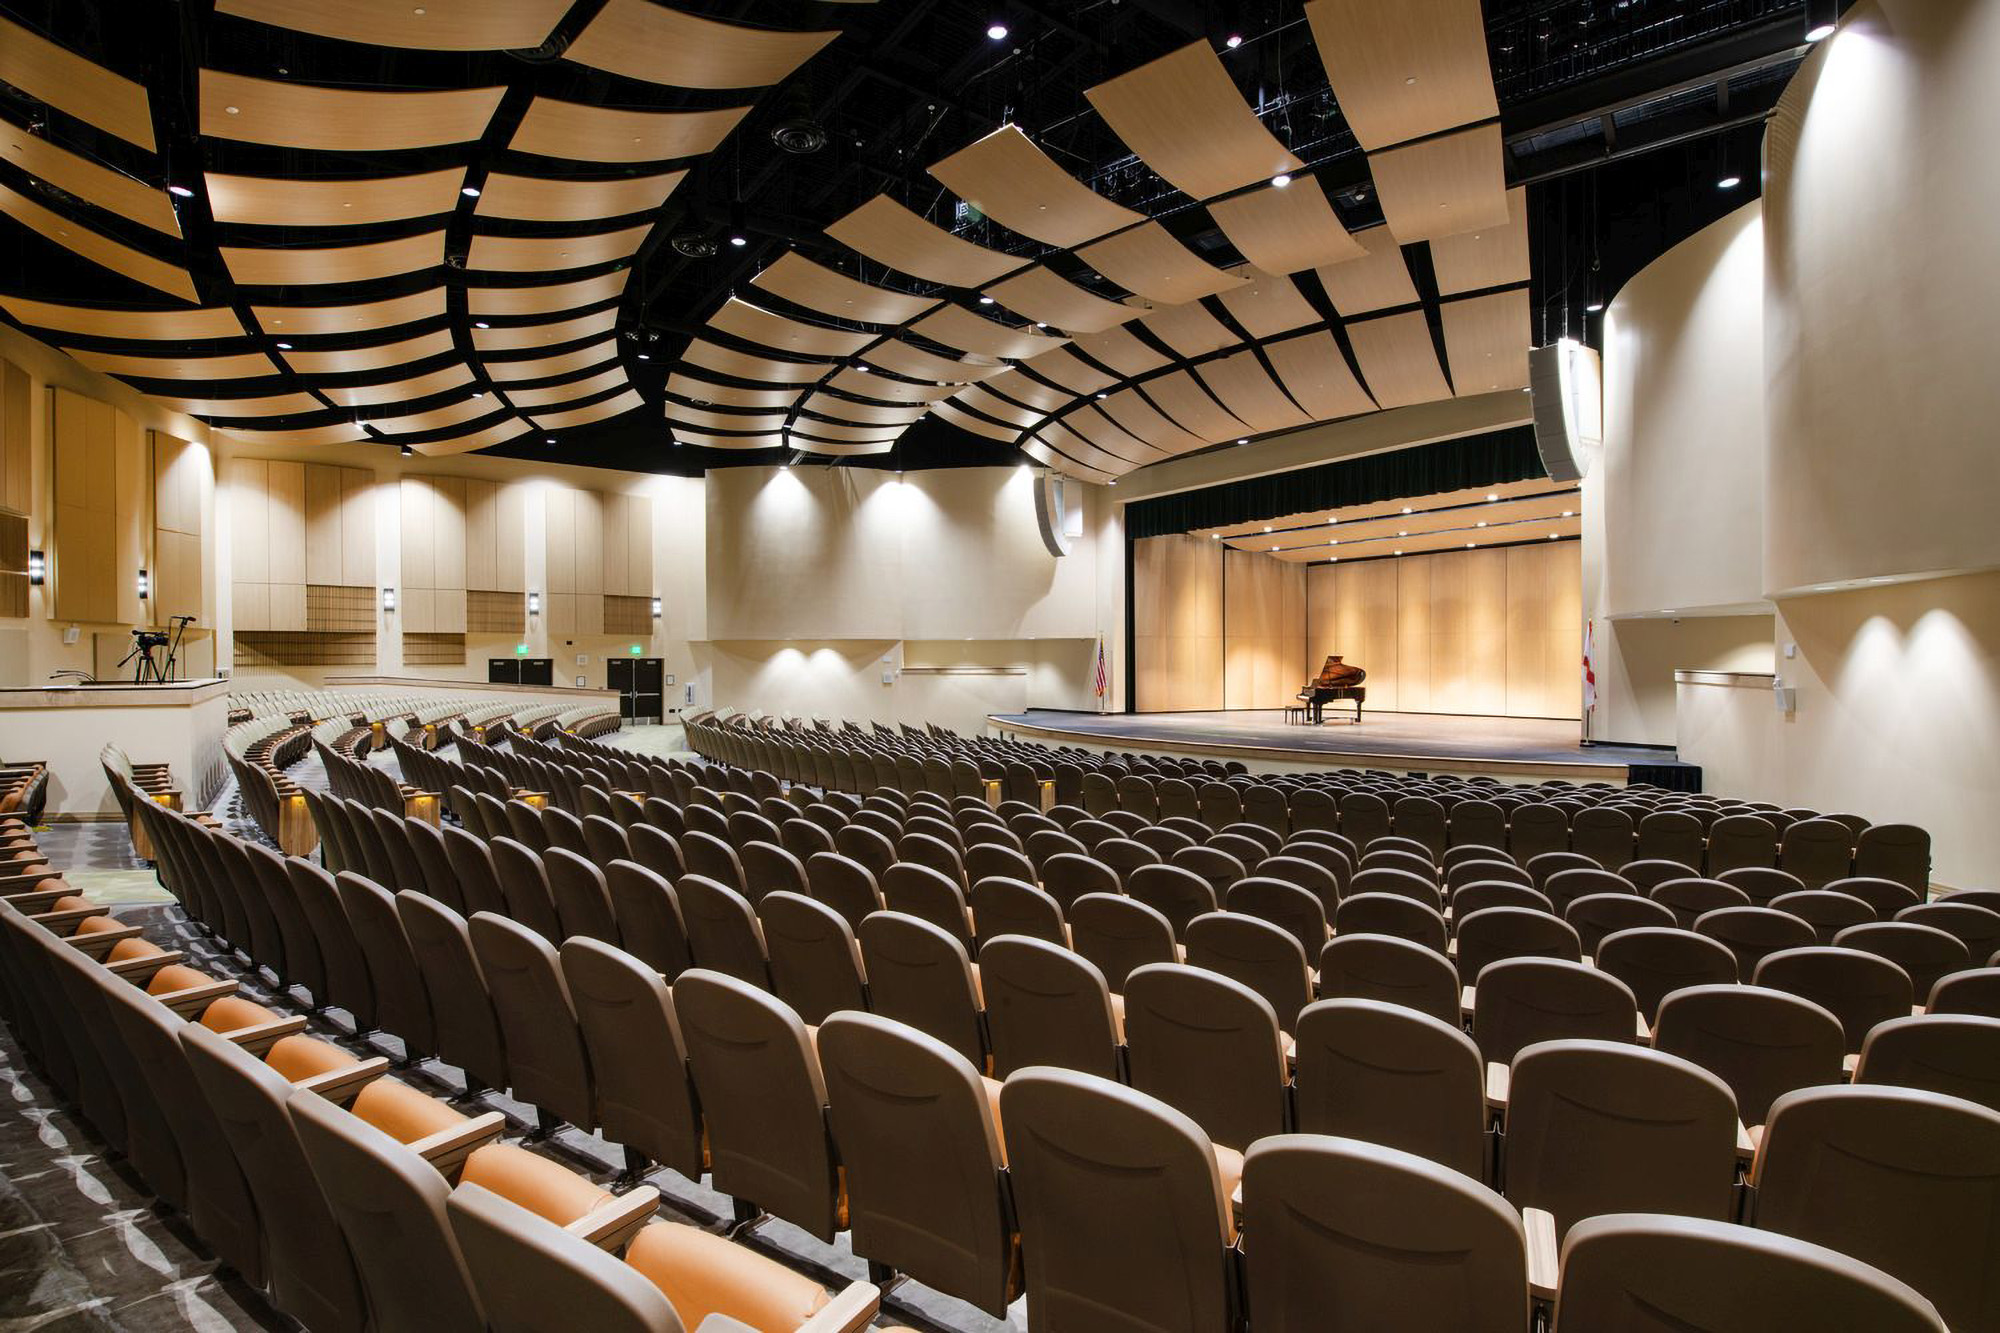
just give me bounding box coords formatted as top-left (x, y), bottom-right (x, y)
top-left (1582, 619), bottom-right (1598, 712)
top-left (1093, 635), bottom-right (1108, 699)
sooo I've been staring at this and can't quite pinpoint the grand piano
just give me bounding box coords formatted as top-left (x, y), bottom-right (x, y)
top-left (1298, 655), bottom-right (1366, 724)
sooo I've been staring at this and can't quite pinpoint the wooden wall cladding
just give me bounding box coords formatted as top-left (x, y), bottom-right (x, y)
top-left (400, 475), bottom-right (469, 633)
top-left (543, 484), bottom-right (651, 635)
top-left (1, 359), bottom-right (29, 518)
top-left (1223, 546), bottom-right (1308, 710)
top-left (603, 594), bottom-right (651, 637)
top-left (465, 588), bottom-right (524, 633)
top-left (403, 632), bottom-right (467, 666)
top-left (150, 432), bottom-right (210, 626)
top-left (0, 511), bottom-right (26, 618)
top-left (306, 583), bottom-right (376, 632)
top-left (1133, 533), bottom-right (1224, 712)
top-left (231, 458), bottom-right (371, 632)
top-left (234, 630), bottom-right (376, 666)
top-left (1304, 541), bottom-right (1580, 719)
top-left (52, 387), bottom-right (145, 625)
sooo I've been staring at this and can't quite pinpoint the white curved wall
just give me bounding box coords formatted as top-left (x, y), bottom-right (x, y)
top-left (1762, 0), bottom-right (2000, 591)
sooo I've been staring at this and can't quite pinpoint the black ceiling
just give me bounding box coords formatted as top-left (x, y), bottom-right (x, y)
top-left (0, 0), bottom-right (1825, 475)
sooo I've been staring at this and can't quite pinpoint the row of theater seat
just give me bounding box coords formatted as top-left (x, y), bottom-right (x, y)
top-left (101, 797), bottom-right (1981, 1332)
top-left (238, 749), bottom-right (2000, 1329)
top-left (1, 819), bottom-right (883, 1333)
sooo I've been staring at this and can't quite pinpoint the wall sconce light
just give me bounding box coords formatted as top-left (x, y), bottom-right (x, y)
top-left (650, 595), bottom-right (662, 618)
top-left (27, 550), bottom-right (44, 586)
top-left (528, 591), bottom-right (541, 615)
top-left (381, 586), bottom-right (397, 612)
top-left (136, 568), bottom-right (150, 600)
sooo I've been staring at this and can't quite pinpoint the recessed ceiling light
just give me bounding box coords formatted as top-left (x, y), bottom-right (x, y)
top-left (1871, 576), bottom-right (1894, 583)
top-left (1404, 76), bottom-right (1418, 86)
top-left (1095, 392), bottom-right (1107, 399)
top-left (1717, 175), bottom-right (1742, 190)
top-left (1236, 438), bottom-right (1248, 445)
top-left (1805, 22), bottom-right (1835, 40)
top-left (1562, 510), bottom-right (1574, 517)
top-left (1477, 520), bottom-right (1487, 527)
top-left (987, 22), bottom-right (1009, 39)
top-left (1393, 549), bottom-right (1402, 556)
top-left (1270, 173), bottom-right (1293, 189)
top-left (1034, 321), bottom-right (1048, 329)
top-left (1549, 533), bottom-right (1560, 539)
top-left (274, 341), bottom-right (291, 349)
top-left (1211, 533), bottom-right (1220, 539)
top-left (1586, 301), bottom-right (1605, 313)
top-left (168, 184), bottom-right (193, 198)
top-left (637, 353), bottom-right (650, 360)
top-left (1466, 542), bottom-right (1475, 548)
top-left (1264, 526), bottom-right (1272, 532)
top-left (545, 437), bottom-right (556, 445)
top-left (1397, 530), bottom-right (1408, 537)
top-left (224, 105), bottom-right (239, 115)
top-left (461, 185), bottom-right (481, 198)
top-left (474, 321), bottom-right (489, 328)
top-left (978, 296), bottom-right (995, 305)
top-left (1224, 34), bottom-right (1243, 48)
top-left (1486, 493), bottom-right (1498, 501)
top-left (401, 444), bottom-right (414, 456)
top-left (473, 391), bottom-right (486, 398)
top-left (1401, 506), bottom-right (1412, 514)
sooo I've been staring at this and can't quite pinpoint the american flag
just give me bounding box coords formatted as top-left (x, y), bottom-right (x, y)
top-left (1093, 635), bottom-right (1108, 697)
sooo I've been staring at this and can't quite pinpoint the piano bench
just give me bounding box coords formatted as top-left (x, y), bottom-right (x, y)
top-left (1283, 704), bottom-right (1307, 725)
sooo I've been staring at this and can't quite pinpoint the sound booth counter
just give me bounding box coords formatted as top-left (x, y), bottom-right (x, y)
top-left (0, 677), bottom-right (229, 820)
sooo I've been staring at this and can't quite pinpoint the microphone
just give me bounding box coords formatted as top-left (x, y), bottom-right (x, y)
top-left (171, 614), bottom-right (197, 623)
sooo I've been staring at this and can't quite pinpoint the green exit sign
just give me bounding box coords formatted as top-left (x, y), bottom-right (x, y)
top-left (629, 644), bottom-right (642, 655)
top-left (515, 643), bottom-right (528, 656)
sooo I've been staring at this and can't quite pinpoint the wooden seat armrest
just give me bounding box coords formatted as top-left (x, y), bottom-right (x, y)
top-left (193, 814), bottom-right (224, 828)
top-left (794, 1282), bottom-right (883, 1333)
top-left (566, 1186), bottom-right (659, 1252)
top-left (131, 763), bottom-right (173, 774)
top-left (0, 860), bottom-right (53, 878)
top-left (1635, 1014), bottom-right (1653, 1042)
top-left (1841, 1052), bottom-right (1859, 1080)
top-left (32, 907), bottom-right (100, 933)
top-left (222, 1015), bottom-right (311, 1056)
top-left (1523, 1207), bottom-right (1560, 1303)
top-left (6, 889), bottom-right (76, 913)
top-left (105, 949), bottom-right (187, 981)
top-left (1485, 1061), bottom-right (1511, 1113)
top-left (1737, 1121), bottom-right (1762, 1168)
top-left (68, 925), bottom-right (143, 956)
top-left (1461, 985), bottom-right (1477, 1021)
top-left (413, 1111), bottom-right (507, 1178)
top-left (156, 980), bottom-right (240, 1019)
top-left (292, 1055), bottom-right (391, 1103)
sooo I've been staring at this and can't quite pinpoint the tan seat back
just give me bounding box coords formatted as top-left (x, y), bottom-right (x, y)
top-left (1292, 998), bottom-right (1485, 1180)
top-left (1855, 1014), bottom-right (2000, 1113)
top-left (286, 857), bottom-right (377, 1029)
top-left (1472, 957), bottom-right (1639, 1066)
top-left (490, 836), bottom-right (565, 943)
top-left (336, 871), bottom-right (436, 1056)
top-left (1243, 1134), bottom-right (1527, 1331)
top-left (757, 890), bottom-right (867, 1025)
top-left (804, 850), bottom-right (881, 930)
top-left (1068, 892), bottom-right (1176, 993)
top-left (977, 935), bottom-right (1119, 1079)
top-left (1000, 1069), bottom-right (1232, 1333)
top-left (880, 862), bottom-right (975, 952)
top-left (1594, 925), bottom-right (1739, 1022)
top-left (1555, 1213), bottom-right (1945, 1332)
top-left (1318, 932), bottom-right (1462, 1026)
top-left (1122, 962), bottom-right (1286, 1150)
top-left (1754, 945), bottom-right (1913, 1053)
top-left (468, 911), bottom-right (595, 1130)
top-left (968, 876), bottom-right (1066, 951)
top-left (673, 873), bottom-right (770, 987)
top-left (558, 937), bottom-right (705, 1180)
top-left (1183, 911), bottom-right (1312, 1031)
top-left (1505, 1038), bottom-right (1737, 1236)
top-left (673, 969), bottom-right (840, 1242)
top-left (604, 860), bottom-right (693, 980)
top-left (856, 911), bottom-right (985, 1067)
top-left (1652, 984), bottom-right (1844, 1125)
top-left (445, 1184), bottom-right (679, 1333)
top-left (544, 847), bottom-right (620, 944)
top-left (396, 891), bottom-right (511, 1094)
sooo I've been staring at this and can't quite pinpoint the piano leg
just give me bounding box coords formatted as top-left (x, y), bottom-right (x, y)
top-left (1351, 697), bottom-right (1363, 724)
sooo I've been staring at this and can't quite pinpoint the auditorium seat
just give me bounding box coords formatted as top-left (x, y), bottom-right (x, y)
top-left (396, 891), bottom-right (511, 1096)
top-left (559, 938), bottom-right (707, 1184)
top-left (1454, 906), bottom-right (1583, 982)
top-left (628, 823), bottom-right (687, 883)
top-left (855, 911), bottom-right (984, 1067)
top-left (1502, 1039), bottom-right (1738, 1237)
top-left (1652, 985), bottom-right (1845, 1126)
top-left (1752, 1085), bottom-right (2000, 1332)
top-left (1552, 1213), bottom-right (1946, 1332)
top-left (674, 874), bottom-right (772, 987)
top-left (879, 862), bottom-right (976, 952)
top-left (1899, 899), bottom-right (2000, 960)
top-left (1927, 966), bottom-right (2000, 1019)
top-left (999, 1069), bottom-right (1237, 1329)
top-left (285, 858), bottom-right (379, 1032)
top-left (1780, 819), bottom-right (1857, 889)
top-left (1068, 892), bottom-right (1177, 992)
top-left (1122, 963), bottom-right (1287, 1151)
top-left (803, 851), bottom-right (881, 930)
top-left (1852, 1014), bottom-right (2000, 1112)
top-left (336, 872), bottom-right (437, 1060)
top-left (978, 935), bottom-right (1120, 1079)
top-left (757, 891), bottom-right (867, 1025)
top-left (1570, 808), bottom-right (1636, 869)
top-left (1471, 958), bottom-right (1640, 1067)
top-left (1334, 891), bottom-right (1450, 952)
top-left (1594, 926), bottom-right (1739, 1023)
top-left (1242, 1134), bottom-right (1532, 1330)
top-left (1769, 889), bottom-right (1877, 945)
top-left (1038, 850), bottom-right (1119, 907)
top-left (968, 875), bottom-right (1065, 950)
top-left (492, 837), bottom-right (567, 944)
top-left (468, 911), bottom-right (596, 1134)
top-left (1649, 877), bottom-right (1751, 929)
top-left (1543, 866), bottom-right (1633, 912)
top-left (1318, 933), bottom-right (1462, 1027)
top-left (1835, 921), bottom-right (1970, 999)
top-left (1184, 911), bottom-right (1312, 1031)
top-left (1693, 905), bottom-right (1817, 978)
top-left (443, 825), bottom-right (513, 919)
top-left (1225, 877), bottom-right (1326, 957)
top-left (1824, 875), bottom-right (1922, 916)
top-left (1565, 892), bottom-right (1675, 954)
top-left (1754, 946), bottom-right (1915, 1053)
top-left (1291, 999), bottom-right (1486, 1180)
top-left (605, 860), bottom-right (694, 979)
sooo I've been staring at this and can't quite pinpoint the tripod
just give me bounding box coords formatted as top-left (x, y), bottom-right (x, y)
top-left (119, 632), bottom-right (169, 683)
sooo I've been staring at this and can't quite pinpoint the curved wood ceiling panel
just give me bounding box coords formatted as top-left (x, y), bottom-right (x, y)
top-left (472, 306), bottom-right (618, 352)
top-left (665, 371), bottom-right (801, 410)
top-left (474, 171), bottom-right (685, 223)
top-left (786, 418), bottom-right (902, 443)
top-left (1078, 223), bottom-right (1245, 305)
top-left (484, 343), bottom-right (616, 382)
top-left (466, 269), bottom-right (629, 317)
top-left (70, 347), bottom-right (277, 380)
top-left (952, 386), bottom-right (1043, 430)
top-left (1195, 349), bottom-right (1313, 432)
top-left (215, 424), bottom-right (369, 447)
top-left (825, 196), bottom-right (1019, 288)
top-left (323, 362), bottom-right (476, 408)
top-left (200, 71), bottom-right (504, 150)
top-left (1141, 301), bottom-right (1236, 358)
top-left (1304, 0), bottom-right (1497, 152)
top-left (0, 182), bottom-right (196, 300)
top-left (366, 396), bottom-right (498, 434)
top-left (466, 223), bottom-right (649, 273)
top-left (681, 339), bottom-right (830, 386)
top-left (670, 429), bottom-right (782, 450)
top-left (1021, 438), bottom-right (1116, 485)
top-left (283, 328), bottom-right (455, 375)
top-left (1071, 325), bottom-right (1169, 378)
top-left (750, 252), bottom-right (938, 325)
top-left (1208, 179), bottom-right (1364, 275)
top-left (984, 267), bottom-right (1138, 334)
top-left (1263, 330), bottom-right (1377, 422)
top-left (528, 389), bottom-right (643, 429)
top-left (254, 287), bottom-right (448, 336)
top-left (788, 436), bottom-right (895, 457)
top-left (1142, 371), bottom-right (1251, 443)
top-left (1014, 346), bottom-right (1115, 396)
top-left (1217, 272), bottom-right (1320, 339)
top-left (1439, 289), bottom-right (1531, 396)
top-left (664, 405), bottom-right (788, 433)
top-left (980, 369), bottom-right (1068, 415)
top-left (218, 0), bottom-right (567, 50)
top-left (908, 305), bottom-right (1066, 361)
top-left (504, 365), bottom-right (630, 409)
top-left (1429, 187), bottom-right (1530, 295)
top-left (1315, 226), bottom-right (1418, 317)
top-left (1369, 124), bottom-right (1509, 244)
top-left (799, 392), bottom-right (927, 427)
top-left (929, 125), bottom-right (1142, 248)
top-left (1345, 309), bottom-right (1452, 409)
top-left (860, 339), bottom-right (1004, 384)
top-left (509, 97), bottom-right (746, 164)
top-left (1097, 388), bottom-right (1208, 454)
top-left (412, 418), bottom-right (533, 457)
top-left (931, 400), bottom-right (1021, 444)
top-left (567, 2), bottom-right (838, 90)
top-left (0, 15), bottom-right (155, 151)
top-left (1085, 42), bottom-right (1302, 200)
top-left (206, 169), bottom-right (465, 226)
top-left (151, 390), bottom-right (323, 418)
top-left (1, 296), bottom-right (243, 341)
top-left (1035, 425), bottom-right (1138, 477)
top-left (222, 231), bottom-right (445, 286)
top-left (1, 130), bottom-right (178, 236)
top-left (1057, 411), bottom-right (1169, 466)
top-left (826, 368), bottom-right (954, 403)
top-left (710, 297), bottom-right (872, 358)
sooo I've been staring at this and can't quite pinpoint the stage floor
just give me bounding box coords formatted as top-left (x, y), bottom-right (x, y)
top-left (988, 708), bottom-right (1684, 782)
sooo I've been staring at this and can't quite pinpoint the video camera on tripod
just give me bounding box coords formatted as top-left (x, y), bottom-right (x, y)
top-left (119, 615), bottom-right (196, 683)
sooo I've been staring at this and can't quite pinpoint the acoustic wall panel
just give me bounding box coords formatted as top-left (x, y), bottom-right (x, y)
top-left (1133, 533), bottom-right (1223, 712)
top-left (51, 388), bottom-right (144, 625)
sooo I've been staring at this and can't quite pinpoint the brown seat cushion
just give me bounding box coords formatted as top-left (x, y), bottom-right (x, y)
top-left (626, 1221), bottom-right (829, 1331)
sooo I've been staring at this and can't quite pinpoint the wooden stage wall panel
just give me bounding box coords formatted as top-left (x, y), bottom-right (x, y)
top-left (1134, 533), bottom-right (1222, 711)
top-left (1223, 545), bottom-right (1307, 710)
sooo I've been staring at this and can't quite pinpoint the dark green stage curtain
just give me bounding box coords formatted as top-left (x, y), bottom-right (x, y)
top-left (1125, 426), bottom-right (1547, 539)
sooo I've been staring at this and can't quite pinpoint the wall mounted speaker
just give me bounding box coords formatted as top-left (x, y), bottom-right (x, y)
top-left (1033, 471), bottom-right (1082, 557)
top-left (1528, 338), bottom-right (1603, 481)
